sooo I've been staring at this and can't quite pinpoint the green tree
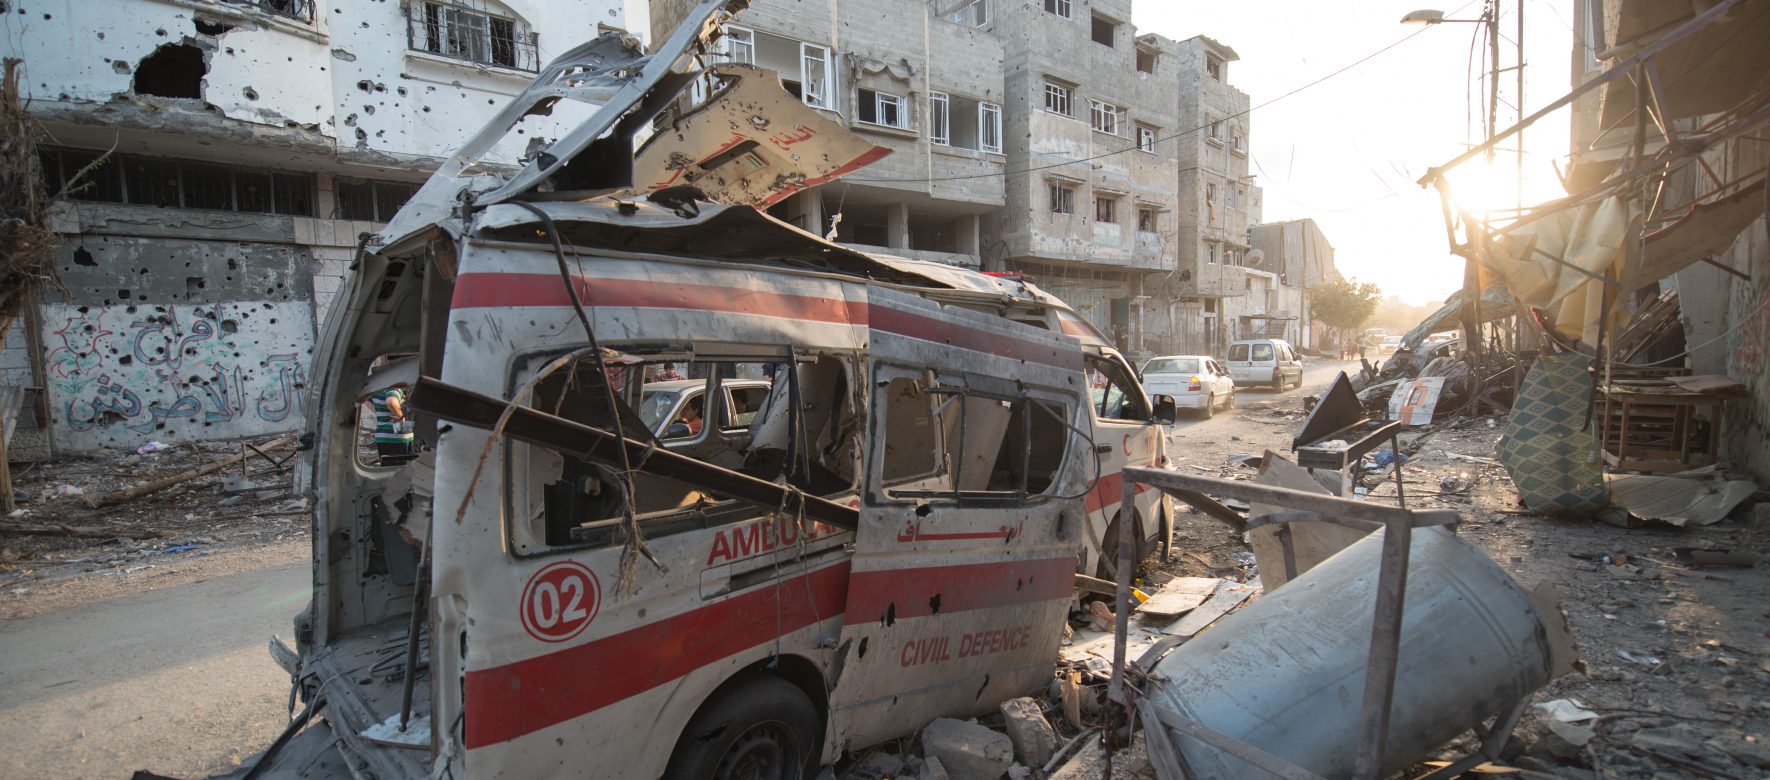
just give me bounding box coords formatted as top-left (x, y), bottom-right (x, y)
top-left (1311, 278), bottom-right (1383, 344)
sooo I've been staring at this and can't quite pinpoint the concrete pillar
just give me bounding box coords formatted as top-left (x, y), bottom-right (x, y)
top-left (955, 213), bottom-right (981, 260)
top-left (886, 202), bottom-right (910, 249)
top-left (788, 193), bottom-right (826, 237)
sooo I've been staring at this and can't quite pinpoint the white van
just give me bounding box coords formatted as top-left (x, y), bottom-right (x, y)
top-left (1226, 338), bottom-right (1304, 390)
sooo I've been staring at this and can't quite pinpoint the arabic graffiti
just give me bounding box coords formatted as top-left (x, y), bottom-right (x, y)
top-left (42, 302), bottom-right (314, 450)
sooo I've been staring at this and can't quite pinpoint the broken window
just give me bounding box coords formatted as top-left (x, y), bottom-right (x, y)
top-left (1048, 181), bottom-right (1075, 214)
top-left (1091, 14), bottom-right (1116, 47)
top-left (1137, 207), bottom-right (1157, 233)
top-left (1086, 356), bottom-right (1149, 422)
top-left (798, 43), bottom-right (833, 109)
top-left (412, 1), bottom-right (536, 72)
top-left (857, 88), bottom-right (907, 129)
top-left (511, 352), bottom-right (858, 553)
top-left (337, 178), bottom-right (419, 222)
top-left (1094, 196), bottom-right (1116, 224)
top-left (875, 370), bottom-right (1069, 501)
top-left (1136, 46), bottom-right (1157, 74)
top-left (222, 0), bottom-right (315, 22)
top-left (42, 149), bottom-right (316, 216)
top-left (1207, 56), bottom-right (1223, 80)
top-left (1089, 100), bottom-right (1121, 135)
top-left (951, 0), bottom-right (987, 27)
top-left (1137, 123), bottom-right (1158, 153)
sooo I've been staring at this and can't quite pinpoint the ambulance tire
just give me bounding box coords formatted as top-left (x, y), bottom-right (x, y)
top-left (666, 676), bottom-right (821, 780)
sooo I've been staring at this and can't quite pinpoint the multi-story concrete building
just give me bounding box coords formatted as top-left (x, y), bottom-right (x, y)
top-left (1161, 34), bottom-right (1256, 357)
top-left (1248, 218), bottom-right (1336, 351)
top-left (650, 0), bottom-right (1007, 268)
top-left (991, 0), bottom-right (1183, 355)
top-left (3, 0), bottom-right (627, 454)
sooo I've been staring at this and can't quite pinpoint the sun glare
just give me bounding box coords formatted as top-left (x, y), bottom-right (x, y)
top-left (1442, 155), bottom-right (1569, 221)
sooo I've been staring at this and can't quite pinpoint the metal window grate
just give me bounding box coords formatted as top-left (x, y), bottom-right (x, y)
top-left (221, 0), bottom-right (316, 22)
top-left (409, 1), bottom-right (539, 73)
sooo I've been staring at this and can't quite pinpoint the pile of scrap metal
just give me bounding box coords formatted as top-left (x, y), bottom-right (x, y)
top-left (1093, 464), bottom-right (1577, 780)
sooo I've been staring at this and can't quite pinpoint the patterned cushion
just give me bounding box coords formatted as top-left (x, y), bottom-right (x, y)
top-left (1497, 352), bottom-right (1609, 515)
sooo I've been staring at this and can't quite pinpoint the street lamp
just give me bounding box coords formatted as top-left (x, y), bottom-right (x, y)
top-left (1402, 3), bottom-right (1506, 396)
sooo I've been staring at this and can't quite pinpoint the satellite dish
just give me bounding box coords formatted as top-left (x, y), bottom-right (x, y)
top-left (1244, 249), bottom-right (1265, 268)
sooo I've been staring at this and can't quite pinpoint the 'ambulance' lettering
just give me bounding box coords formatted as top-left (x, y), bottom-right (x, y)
top-left (706, 515), bottom-right (841, 566)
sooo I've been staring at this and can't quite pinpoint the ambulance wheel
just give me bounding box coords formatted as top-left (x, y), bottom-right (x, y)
top-left (666, 676), bottom-right (821, 780)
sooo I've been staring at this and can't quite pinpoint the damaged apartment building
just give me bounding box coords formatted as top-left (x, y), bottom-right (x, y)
top-left (650, 0), bottom-right (1268, 360)
top-left (1560, 0), bottom-right (1770, 479)
top-left (0, 0), bottom-right (629, 455)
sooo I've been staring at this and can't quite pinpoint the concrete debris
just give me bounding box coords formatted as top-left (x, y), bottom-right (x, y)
top-left (1534, 698), bottom-right (1598, 723)
top-left (920, 718), bottom-right (1015, 780)
top-left (918, 755), bottom-right (950, 780)
top-left (996, 697), bottom-right (1059, 768)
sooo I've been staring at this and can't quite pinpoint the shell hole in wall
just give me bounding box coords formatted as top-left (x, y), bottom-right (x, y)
top-left (73, 247), bottom-right (96, 266)
top-left (133, 43), bottom-right (205, 100)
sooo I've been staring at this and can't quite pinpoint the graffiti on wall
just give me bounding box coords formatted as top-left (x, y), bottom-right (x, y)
top-left (42, 301), bottom-right (313, 450)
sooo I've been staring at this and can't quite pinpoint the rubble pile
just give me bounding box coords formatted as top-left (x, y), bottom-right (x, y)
top-left (0, 434), bottom-right (305, 602)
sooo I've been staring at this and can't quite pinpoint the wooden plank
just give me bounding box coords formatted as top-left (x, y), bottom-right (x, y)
top-left (1135, 577), bottom-right (1221, 619)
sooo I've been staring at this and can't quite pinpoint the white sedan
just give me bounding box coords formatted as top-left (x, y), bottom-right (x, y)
top-left (1141, 355), bottom-right (1235, 419)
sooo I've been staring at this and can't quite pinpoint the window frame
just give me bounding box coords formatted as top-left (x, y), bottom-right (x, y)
top-left (1136, 123), bottom-right (1158, 153)
top-left (1206, 56), bottom-right (1223, 80)
top-left (1136, 207), bottom-right (1158, 233)
top-left (1048, 181), bottom-right (1075, 215)
top-left (1094, 196), bottom-right (1117, 224)
top-left (1043, 0), bottom-right (1072, 19)
top-left (414, 1), bottom-right (535, 72)
top-left (979, 101), bottom-right (1003, 153)
top-left (929, 91), bottom-right (951, 146)
top-left (1090, 13), bottom-right (1116, 47)
top-left (1089, 99), bottom-right (1121, 135)
top-left (1043, 80), bottom-right (1073, 117)
top-left (858, 88), bottom-right (908, 129)
top-left (870, 362), bottom-right (1075, 505)
top-left (952, 0), bottom-right (988, 27)
top-left (800, 42), bottom-right (834, 110)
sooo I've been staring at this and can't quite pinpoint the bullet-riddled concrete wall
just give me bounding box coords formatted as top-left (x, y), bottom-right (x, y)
top-left (39, 206), bottom-right (316, 453)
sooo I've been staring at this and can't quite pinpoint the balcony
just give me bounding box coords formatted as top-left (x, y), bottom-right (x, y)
top-left (1178, 263), bottom-right (1247, 297)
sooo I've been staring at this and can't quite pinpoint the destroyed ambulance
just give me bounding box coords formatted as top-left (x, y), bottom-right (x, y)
top-left (260, 1), bottom-right (1175, 776)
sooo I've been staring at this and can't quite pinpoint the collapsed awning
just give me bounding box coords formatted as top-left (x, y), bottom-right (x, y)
top-left (1400, 284), bottom-right (1517, 351)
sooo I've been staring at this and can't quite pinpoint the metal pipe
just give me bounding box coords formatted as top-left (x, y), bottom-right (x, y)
top-left (1107, 475), bottom-right (1137, 761)
top-left (1351, 515), bottom-right (1413, 778)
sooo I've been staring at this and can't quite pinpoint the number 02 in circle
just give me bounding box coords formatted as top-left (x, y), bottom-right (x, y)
top-left (519, 561), bottom-right (601, 642)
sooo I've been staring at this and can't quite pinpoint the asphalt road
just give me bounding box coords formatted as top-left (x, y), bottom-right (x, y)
top-left (0, 558), bottom-right (309, 779)
top-left (1162, 358), bottom-right (1358, 434)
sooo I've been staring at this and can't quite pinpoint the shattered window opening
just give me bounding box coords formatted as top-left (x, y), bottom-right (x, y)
top-left (220, 0), bottom-right (315, 23)
top-left (1087, 355), bottom-right (1148, 422)
top-left (411, 1), bottom-right (538, 72)
top-left (857, 88), bottom-right (907, 129)
top-left (929, 92), bottom-right (950, 145)
top-left (511, 353), bottom-right (857, 554)
top-left (877, 372), bottom-right (1067, 502)
top-left (41, 148), bottom-right (316, 216)
top-left (337, 178), bottom-right (420, 222)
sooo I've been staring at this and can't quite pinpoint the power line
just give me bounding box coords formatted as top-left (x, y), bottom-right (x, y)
top-left (842, 3), bottom-right (1475, 185)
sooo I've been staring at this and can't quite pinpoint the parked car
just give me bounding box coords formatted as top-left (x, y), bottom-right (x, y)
top-left (1226, 338), bottom-right (1304, 390)
top-left (1380, 335), bottom-right (1402, 355)
top-left (1141, 355), bottom-right (1235, 419)
top-left (638, 378), bottom-right (773, 438)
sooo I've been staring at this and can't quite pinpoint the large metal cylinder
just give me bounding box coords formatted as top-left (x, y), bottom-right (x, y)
top-left (1144, 527), bottom-right (1555, 778)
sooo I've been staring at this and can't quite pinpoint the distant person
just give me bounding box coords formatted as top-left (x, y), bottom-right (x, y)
top-left (652, 362), bottom-right (686, 381)
top-left (371, 387), bottom-right (416, 465)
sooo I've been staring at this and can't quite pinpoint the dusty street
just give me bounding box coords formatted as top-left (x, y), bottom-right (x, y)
top-left (0, 541), bottom-right (309, 779)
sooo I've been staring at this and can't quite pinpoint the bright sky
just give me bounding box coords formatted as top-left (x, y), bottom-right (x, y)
top-left (1133, 1), bottom-right (1577, 305)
